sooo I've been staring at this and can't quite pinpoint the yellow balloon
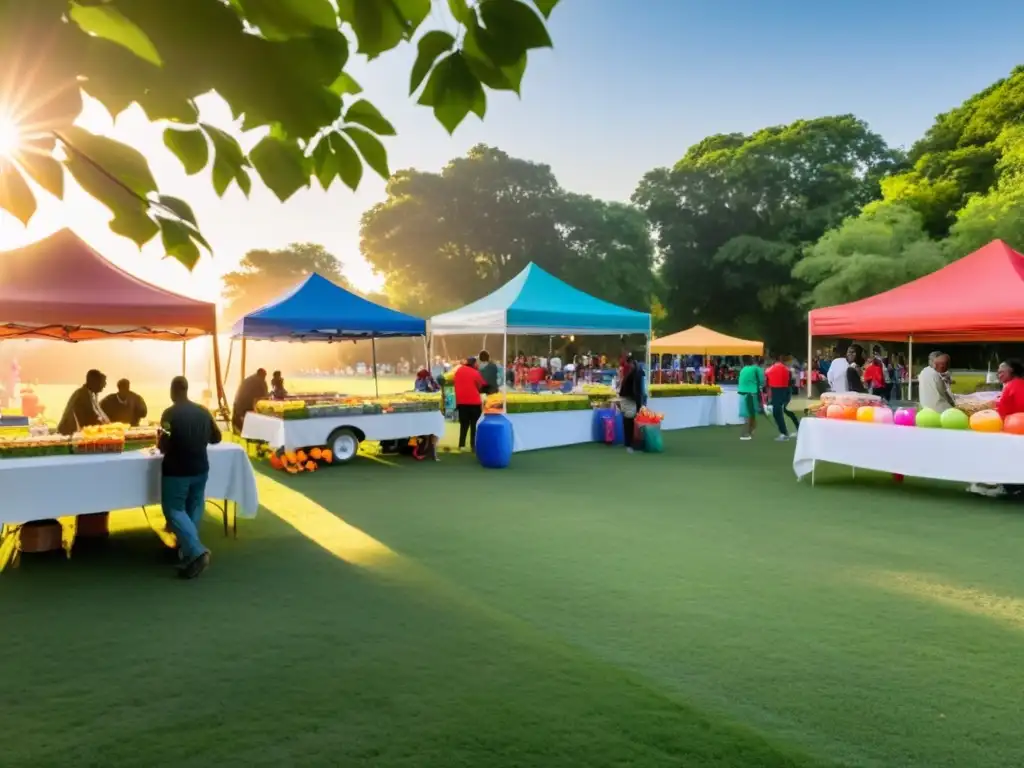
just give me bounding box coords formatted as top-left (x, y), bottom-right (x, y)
top-left (969, 409), bottom-right (1003, 433)
top-left (856, 405), bottom-right (876, 423)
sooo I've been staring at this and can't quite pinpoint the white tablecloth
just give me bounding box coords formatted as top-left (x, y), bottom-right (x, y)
top-left (506, 410), bottom-right (594, 452)
top-left (242, 411), bottom-right (446, 452)
top-left (0, 443), bottom-right (259, 526)
top-left (715, 390), bottom-right (744, 426)
top-left (655, 396), bottom-right (719, 430)
top-left (793, 418), bottom-right (1024, 484)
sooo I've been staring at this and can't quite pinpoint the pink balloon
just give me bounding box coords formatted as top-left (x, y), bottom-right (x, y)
top-left (874, 407), bottom-right (894, 424)
top-left (894, 407), bottom-right (916, 427)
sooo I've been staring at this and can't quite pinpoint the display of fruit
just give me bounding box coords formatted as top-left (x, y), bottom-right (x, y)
top-left (648, 384), bottom-right (723, 398)
top-left (485, 392), bottom-right (590, 413)
top-left (0, 434), bottom-right (71, 459)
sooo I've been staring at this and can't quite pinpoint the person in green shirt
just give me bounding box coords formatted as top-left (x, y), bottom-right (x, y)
top-left (736, 355), bottom-right (766, 441)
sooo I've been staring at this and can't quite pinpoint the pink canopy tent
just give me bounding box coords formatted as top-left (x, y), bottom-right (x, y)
top-left (0, 229), bottom-right (226, 407)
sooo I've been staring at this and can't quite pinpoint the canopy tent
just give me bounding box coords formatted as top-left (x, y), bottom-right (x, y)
top-left (806, 239), bottom-right (1024, 398)
top-left (0, 229), bottom-right (216, 341)
top-left (809, 240), bottom-right (1024, 342)
top-left (651, 325), bottom-right (763, 356)
top-left (0, 228), bottom-right (227, 409)
top-left (231, 273), bottom-right (424, 340)
top-left (428, 262), bottom-right (650, 336)
top-left (230, 273), bottom-right (427, 398)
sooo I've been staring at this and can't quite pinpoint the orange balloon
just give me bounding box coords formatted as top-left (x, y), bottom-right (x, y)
top-left (1004, 413), bottom-right (1024, 435)
top-left (842, 405), bottom-right (858, 421)
top-left (826, 404), bottom-right (846, 419)
top-left (970, 409), bottom-right (1003, 433)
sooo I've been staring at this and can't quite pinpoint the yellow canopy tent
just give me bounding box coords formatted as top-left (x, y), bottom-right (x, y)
top-left (650, 325), bottom-right (763, 355)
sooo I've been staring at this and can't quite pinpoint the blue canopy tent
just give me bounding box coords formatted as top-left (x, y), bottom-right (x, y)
top-left (231, 273), bottom-right (426, 396)
top-left (428, 263), bottom-right (652, 403)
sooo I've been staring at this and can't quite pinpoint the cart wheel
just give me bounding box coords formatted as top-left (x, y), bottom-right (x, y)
top-left (328, 428), bottom-right (360, 463)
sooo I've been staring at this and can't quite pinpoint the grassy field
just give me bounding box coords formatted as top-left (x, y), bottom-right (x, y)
top-left (4, 426), bottom-right (1024, 767)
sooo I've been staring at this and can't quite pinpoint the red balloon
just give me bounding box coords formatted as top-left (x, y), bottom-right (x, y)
top-left (1005, 413), bottom-right (1024, 435)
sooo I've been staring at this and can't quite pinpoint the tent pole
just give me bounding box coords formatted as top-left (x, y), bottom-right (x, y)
top-left (806, 322), bottom-right (813, 398)
top-left (502, 329), bottom-right (508, 412)
top-left (907, 334), bottom-right (913, 401)
top-left (645, 320), bottom-right (652, 398)
top-left (422, 335), bottom-right (429, 373)
top-left (240, 337), bottom-right (247, 381)
top-left (181, 340), bottom-right (187, 376)
top-left (211, 329), bottom-right (229, 419)
top-left (371, 337), bottom-right (379, 398)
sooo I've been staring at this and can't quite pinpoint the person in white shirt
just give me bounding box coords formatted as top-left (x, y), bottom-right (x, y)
top-left (826, 346), bottom-right (850, 393)
top-left (919, 351), bottom-right (955, 413)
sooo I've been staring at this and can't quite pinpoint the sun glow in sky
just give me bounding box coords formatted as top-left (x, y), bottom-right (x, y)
top-left (0, 115), bottom-right (21, 158)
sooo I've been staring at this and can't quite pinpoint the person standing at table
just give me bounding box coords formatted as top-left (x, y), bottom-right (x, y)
top-left (826, 346), bottom-right (849, 393)
top-left (232, 368), bottom-right (269, 432)
top-left (919, 351), bottom-right (955, 413)
top-left (58, 369), bottom-right (110, 435)
top-left (159, 376), bottom-right (222, 579)
top-left (765, 355), bottom-right (799, 441)
top-left (453, 357), bottom-right (486, 452)
top-left (737, 355), bottom-right (765, 441)
top-left (478, 350), bottom-right (500, 395)
top-left (100, 378), bottom-right (148, 426)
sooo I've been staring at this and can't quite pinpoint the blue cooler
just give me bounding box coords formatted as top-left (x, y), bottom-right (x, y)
top-left (592, 408), bottom-right (624, 444)
top-left (476, 413), bottom-right (513, 468)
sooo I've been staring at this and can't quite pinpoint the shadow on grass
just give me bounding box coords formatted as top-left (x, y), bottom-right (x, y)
top-left (2, 455), bottom-right (836, 768)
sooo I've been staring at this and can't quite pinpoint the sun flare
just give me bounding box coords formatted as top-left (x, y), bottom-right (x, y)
top-left (0, 115), bottom-right (22, 158)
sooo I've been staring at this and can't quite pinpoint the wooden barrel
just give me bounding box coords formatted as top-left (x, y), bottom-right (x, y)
top-left (20, 520), bottom-right (63, 553)
top-left (76, 512), bottom-right (110, 538)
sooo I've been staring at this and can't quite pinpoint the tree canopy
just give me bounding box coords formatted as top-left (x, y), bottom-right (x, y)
top-left (633, 115), bottom-right (898, 349)
top-left (222, 242), bottom-right (348, 321)
top-left (0, 0), bottom-right (560, 268)
top-left (361, 144), bottom-right (656, 316)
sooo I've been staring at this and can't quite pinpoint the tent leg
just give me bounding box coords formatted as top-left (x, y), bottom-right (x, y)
top-left (806, 324), bottom-right (813, 398)
top-left (240, 338), bottom-right (247, 381)
top-left (907, 335), bottom-right (913, 401)
top-left (645, 321), bottom-right (652, 398)
top-left (181, 340), bottom-right (187, 376)
top-left (422, 336), bottom-right (429, 372)
top-left (371, 337), bottom-right (379, 398)
top-left (211, 329), bottom-right (229, 418)
top-left (502, 331), bottom-right (508, 412)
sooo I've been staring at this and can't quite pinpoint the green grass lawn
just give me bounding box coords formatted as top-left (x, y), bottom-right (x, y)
top-left (4, 426), bottom-right (1024, 767)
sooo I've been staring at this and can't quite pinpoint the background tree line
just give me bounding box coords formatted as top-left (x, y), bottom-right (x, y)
top-left (225, 66), bottom-right (1024, 357)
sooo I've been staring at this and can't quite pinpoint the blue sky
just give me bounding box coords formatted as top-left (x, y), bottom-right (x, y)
top-left (4, 0), bottom-right (1023, 298)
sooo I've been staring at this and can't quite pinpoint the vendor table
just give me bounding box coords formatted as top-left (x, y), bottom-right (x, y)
top-left (241, 410), bottom-right (446, 458)
top-left (656, 396), bottom-right (720, 430)
top-left (506, 410), bottom-right (595, 452)
top-left (793, 418), bottom-right (1024, 485)
top-left (714, 389), bottom-right (744, 426)
top-left (0, 442), bottom-right (259, 531)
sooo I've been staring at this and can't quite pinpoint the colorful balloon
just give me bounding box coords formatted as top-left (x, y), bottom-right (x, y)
top-left (1003, 413), bottom-right (1024, 435)
top-left (873, 407), bottom-right (894, 424)
top-left (916, 408), bottom-right (942, 428)
top-left (939, 408), bottom-right (969, 430)
top-left (893, 408), bottom-right (916, 427)
top-left (856, 406), bottom-right (876, 423)
top-left (826, 404), bottom-right (846, 419)
top-left (842, 405), bottom-right (858, 420)
top-left (969, 409), bottom-right (1003, 433)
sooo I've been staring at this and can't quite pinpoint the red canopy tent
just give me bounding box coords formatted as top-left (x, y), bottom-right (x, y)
top-left (809, 240), bottom-right (1024, 342)
top-left (0, 228), bottom-right (226, 406)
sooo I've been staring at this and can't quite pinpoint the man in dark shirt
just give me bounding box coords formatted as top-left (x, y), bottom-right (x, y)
top-left (100, 378), bottom-right (148, 426)
top-left (232, 368), bottom-right (269, 432)
top-left (159, 376), bottom-right (222, 579)
top-left (478, 350), bottom-right (499, 395)
top-left (57, 369), bottom-right (109, 435)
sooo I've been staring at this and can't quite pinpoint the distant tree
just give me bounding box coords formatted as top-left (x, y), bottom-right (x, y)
top-left (360, 145), bottom-right (655, 315)
top-left (634, 115), bottom-right (899, 350)
top-left (222, 243), bottom-right (348, 320)
top-left (794, 202), bottom-right (947, 308)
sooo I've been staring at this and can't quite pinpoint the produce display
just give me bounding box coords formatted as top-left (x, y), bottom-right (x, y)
top-left (649, 384), bottom-right (723, 398)
top-left (256, 393), bottom-right (439, 420)
top-left (72, 424), bottom-right (128, 454)
top-left (484, 393), bottom-right (590, 413)
top-left (0, 434), bottom-right (71, 459)
top-left (124, 426), bottom-right (159, 450)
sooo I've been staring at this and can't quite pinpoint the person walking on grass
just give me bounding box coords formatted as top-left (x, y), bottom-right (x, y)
top-left (453, 357), bottom-right (486, 452)
top-left (765, 355), bottom-right (799, 441)
top-left (159, 376), bottom-right (222, 579)
top-left (737, 355), bottom-right (765, 441)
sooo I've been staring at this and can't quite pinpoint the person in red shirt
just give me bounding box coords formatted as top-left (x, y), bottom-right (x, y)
top-left (997, 359), bottom-right (1024, 420)
top-left (527, 360), bottom-right (546, 387)
top-left (453, 357), bottom-right (486, 451)
top-left (765, 355), bottom-right (799, 441)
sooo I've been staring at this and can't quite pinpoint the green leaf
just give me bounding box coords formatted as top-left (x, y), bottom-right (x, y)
top-left (312, 138), bottom-right (337, 190)
top-left (163, 127), bottom-right (209, 175)
top-left (447, 0), bottom-right (471, 23)
top-left (330, 132), bottom-right (363, 190)
top-left (330, 72), bottom-right (363, 96)
top-left (392, 0), bottom-right (432, 31)
top-left (249, 135), bottom-right (310, 201)
top-left (531, 0), bottom-right (560, 18)
top-left (463, 23), bottom-right (525, 93)
top-left (231, 0), bottom-right (338, 38)
top-left (69, 1), bottom-right (163, 66)
top-left (0, 161), bottom-right (37, 225)
top-left (475, 0), bottom-right (551, 65)
top-left (109, 210), bottom-right (160, 248)
top-left (202, 123), bottom-right (251, 197)
top-left (417, 52), bottom-right (487, 133)
top-left (410, 30), bottom-right (456, 95)
top-left (157, 216), bottom-right (202, 271)
top-left (156, 194), bottom-right (202, 234)
top-left (343, 126), bottom-right (389, 180)
top-left (344, 100), bottom-right (397, 136)
top-left (16, 153), bottom-right (64, 199)
top-left (338, 0), bottom-right (413, 58)
top-left (59, 127), bottom-right (157, 198)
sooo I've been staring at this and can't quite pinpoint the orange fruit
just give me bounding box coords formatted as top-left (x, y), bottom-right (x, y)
top-left (321, 449), bottom-right (333, 463)
top-left (310, 447), bottom-right (323, 460)
top-left (305, 461), bottom-right (316, 471)
top-left (296, 450), bottom-right (308, 463)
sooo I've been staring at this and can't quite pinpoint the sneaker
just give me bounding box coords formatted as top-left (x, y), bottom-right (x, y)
top-left (968, 483), bottom-right (1005, 498)
top-left (740, 435), bottom-right (752, 441)
top-left (774, 435), bottom-right (788, 442)
top-left (178, 551), bottom-right (210, 579)
top-left (626, 447), bottom-right (634, 454)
